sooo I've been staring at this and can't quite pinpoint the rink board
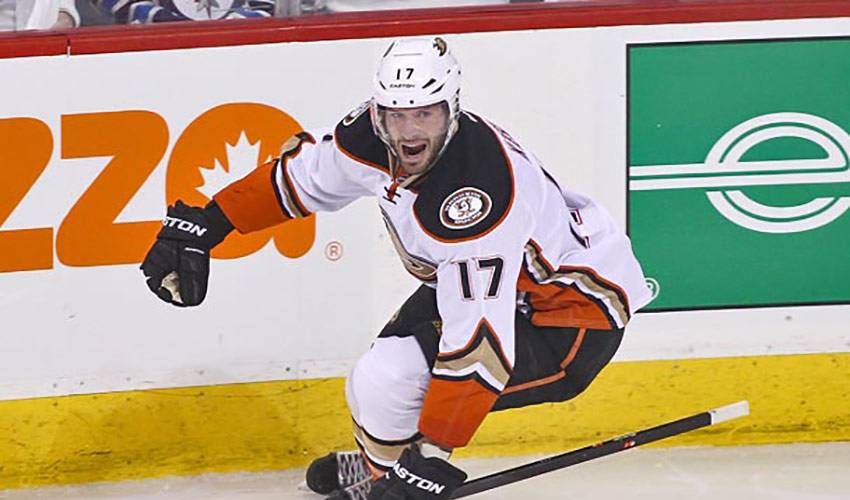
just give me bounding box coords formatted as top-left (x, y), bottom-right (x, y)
top-left (1, 352), bottom-right (848, 489)
top-left (1, 9), bottom-right (848, 401)
top-left (1, 0), bottom-right (850, 492)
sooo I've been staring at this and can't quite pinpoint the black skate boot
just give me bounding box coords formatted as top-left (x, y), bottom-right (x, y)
top-left (306, 450), bottom-right (371, 496)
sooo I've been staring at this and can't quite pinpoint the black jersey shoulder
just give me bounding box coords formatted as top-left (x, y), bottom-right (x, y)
top-left (414, 112), bottom-right (515, 242)
top-left (334, 102), bottom-right (390, 174)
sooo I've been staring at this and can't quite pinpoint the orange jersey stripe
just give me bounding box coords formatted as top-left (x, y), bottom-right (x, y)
top-left (518, 271), bottom-right (614, 330)
top-left (419, 378), bottom-right (498, 449)
top-left (213, 160), bottom-right (291, 233)
top-left (560, 328), bottom-right (587, 369)
top-left (501, 328), bottom-right (586, 395)
top-left (501, 370), bottom-right (565, 395)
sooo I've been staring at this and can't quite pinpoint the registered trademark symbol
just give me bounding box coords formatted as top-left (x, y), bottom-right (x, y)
top-left (325, 241), bottom-right (343, 261)
top-left (646, 277), bottom-right (660, 301)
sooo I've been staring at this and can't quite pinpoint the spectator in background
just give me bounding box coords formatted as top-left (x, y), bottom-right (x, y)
top-left (0, 0), bottom-right (80, 30)
top-left (96, 0), bottom-right (527, 24)
top-left (97, 0), bottom-right (272, 24)
top-left (279, 0), bottom-right (523, 16)
top-left (324, 0), bottom-right (509, 11)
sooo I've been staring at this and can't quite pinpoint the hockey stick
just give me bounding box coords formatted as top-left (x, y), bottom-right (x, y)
top-left (452, 400), bottom-right (750, 498)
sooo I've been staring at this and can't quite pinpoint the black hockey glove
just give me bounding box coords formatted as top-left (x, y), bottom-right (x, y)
top-left (367, 445), bottom-right (467, 500)
top-left (140, 200), bottom-right (233, 307)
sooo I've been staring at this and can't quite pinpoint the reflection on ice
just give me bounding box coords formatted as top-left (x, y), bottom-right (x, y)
top-left (6, 443), bottom-right (850, 500)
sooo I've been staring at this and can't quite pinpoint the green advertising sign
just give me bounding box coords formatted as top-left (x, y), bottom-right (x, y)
top-left (628, 38), bottom-right (850, 311)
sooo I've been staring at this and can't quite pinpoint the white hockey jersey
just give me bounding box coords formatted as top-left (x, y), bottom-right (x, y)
top-left (214, 104), bottom-right (651, 448)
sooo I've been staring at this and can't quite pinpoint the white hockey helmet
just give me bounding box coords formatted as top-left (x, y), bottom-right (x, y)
top-left (371, 37), bottom-right (462, 170)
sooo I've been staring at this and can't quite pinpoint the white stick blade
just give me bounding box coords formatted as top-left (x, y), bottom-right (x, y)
top-left (709, 400), bottom-right (750, 424)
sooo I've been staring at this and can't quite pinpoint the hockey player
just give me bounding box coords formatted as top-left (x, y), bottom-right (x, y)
top-left (141, 37), bottom-right (652, 499)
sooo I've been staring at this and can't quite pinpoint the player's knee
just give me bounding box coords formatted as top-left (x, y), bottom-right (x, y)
top-left (345, 336), bottom-right (431, 440)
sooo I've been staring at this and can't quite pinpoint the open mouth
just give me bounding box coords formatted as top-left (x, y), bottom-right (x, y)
top-left (401, 144), bottom-right (427, 156)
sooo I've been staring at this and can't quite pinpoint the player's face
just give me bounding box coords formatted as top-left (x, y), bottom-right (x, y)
top-left (382, 102), bottom-right (449, 175)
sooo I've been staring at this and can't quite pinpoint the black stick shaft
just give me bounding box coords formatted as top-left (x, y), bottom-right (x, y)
top-left (453, 402), bottom-right (747, 498)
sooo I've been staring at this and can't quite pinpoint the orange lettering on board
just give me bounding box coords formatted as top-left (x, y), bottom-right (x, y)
top-left (0, 118), bottom-right (54, 272)
top-left (166, 103), bottom-right (315, 260)
top-left (1, 103), bottom-right (317, 274)
top-left (57, 111), bottom-right (168, 266)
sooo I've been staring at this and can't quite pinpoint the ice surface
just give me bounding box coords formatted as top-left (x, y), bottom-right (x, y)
top-left (3, 443), bottom-right (848, 499)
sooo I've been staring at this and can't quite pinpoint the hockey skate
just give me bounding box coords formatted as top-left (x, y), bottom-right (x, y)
top-left (324, 476), bottom-right (373, 500)
top-left (306, 450), bottom-right (372, 499)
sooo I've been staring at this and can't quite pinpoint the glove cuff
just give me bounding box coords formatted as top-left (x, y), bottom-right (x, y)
top-left (202, 201), bottom-right (235, 248)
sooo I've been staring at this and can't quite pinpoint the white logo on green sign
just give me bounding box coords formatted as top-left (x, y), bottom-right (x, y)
top-left (630, 112), bottom-right (850, 233)
top-left (628, 39), bottom-right (850, 310)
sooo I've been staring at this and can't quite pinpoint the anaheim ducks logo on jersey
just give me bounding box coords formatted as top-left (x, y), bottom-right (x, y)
top-left (412, 113), bottom-right (513, 242)
top-left (440, 187), bottom-right (492, 230)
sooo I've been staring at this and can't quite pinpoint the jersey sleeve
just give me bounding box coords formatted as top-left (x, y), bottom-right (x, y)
top-left (417, 230), bottom-right (526, 449)
top-left (213, 129), bottom-right (373, 233)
